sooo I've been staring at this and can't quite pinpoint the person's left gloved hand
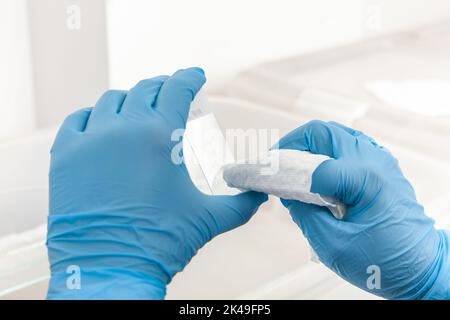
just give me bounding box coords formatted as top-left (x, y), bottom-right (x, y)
top-left (276, 120), bottom-right (450, 299)
top-left (46, 67), bottom-right (268, 299)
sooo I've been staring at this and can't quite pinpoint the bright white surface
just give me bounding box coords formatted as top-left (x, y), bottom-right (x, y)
top-left (294, 88), bottom-right (370, 124)
top-left (0, 129), bottom-right (54, 236)
top-left (240, 262), bottom-right (381, 300)
top-left (105, 0), bottom-right (450, 90)
top-left (0, 0), bottom-right (35, 140)
top-left (27, 0), bottom-right (109, 128)
top-left (225, 25), bottom-right (450, 162)
top-left (105, 0), bottom-right (361, 88)
top-left (366, 79), bottom-right (450, 116)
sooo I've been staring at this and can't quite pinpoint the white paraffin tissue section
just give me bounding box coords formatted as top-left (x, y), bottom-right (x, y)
top-left (222, 149), bottom-right (346, 219)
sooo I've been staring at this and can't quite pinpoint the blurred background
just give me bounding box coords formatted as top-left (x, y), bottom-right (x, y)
top-left (1, 0), bottom-right (450, 299)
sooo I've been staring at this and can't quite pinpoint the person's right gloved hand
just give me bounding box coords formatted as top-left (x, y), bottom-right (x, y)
top-left (46, 68), bottom-right (267, 299)
top-left (277, 120), bottom-right (450, 299)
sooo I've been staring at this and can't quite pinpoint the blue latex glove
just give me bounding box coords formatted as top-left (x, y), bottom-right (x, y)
top-left (46, 67), bottom-right (267, 299)
top-left (277, 120), bottom-right (450, 299)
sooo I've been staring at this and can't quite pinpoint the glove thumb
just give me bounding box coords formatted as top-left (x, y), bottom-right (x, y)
top-left (205, 191), bottom-right (268, 235)
top-left (311, 159), bottom-right (384, 215)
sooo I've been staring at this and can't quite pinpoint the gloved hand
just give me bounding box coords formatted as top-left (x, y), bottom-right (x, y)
top-left (277, 120), bottom-right (450, 299)
top-left (46, 67), bottom-right (267, 299)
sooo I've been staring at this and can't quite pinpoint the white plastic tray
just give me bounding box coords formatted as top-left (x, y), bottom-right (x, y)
top-left (223, 21), bottom-right (450, 163)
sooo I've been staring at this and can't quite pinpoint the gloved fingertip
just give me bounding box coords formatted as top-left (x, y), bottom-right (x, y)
top-left (311, 159), bottom-right (339, 197)
top-left (173, 67), bottom-right (207, 93)
top-left (191, 67), bottom-right (205, 75)
top-left (61, 107), bottom-right (93, 133)
top-left (173, 67), bottom-right (206, 80)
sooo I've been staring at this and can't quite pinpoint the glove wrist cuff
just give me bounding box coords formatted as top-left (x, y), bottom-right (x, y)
top-left (421, 230), bottom-right (450, 300)
top-left (47, 268), bottom-right (167, 300)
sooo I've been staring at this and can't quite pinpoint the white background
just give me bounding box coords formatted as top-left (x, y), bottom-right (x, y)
top-left (106, 0), bottom-right (450, 88)
top-left (3, 0), bottom-right (450, 140)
